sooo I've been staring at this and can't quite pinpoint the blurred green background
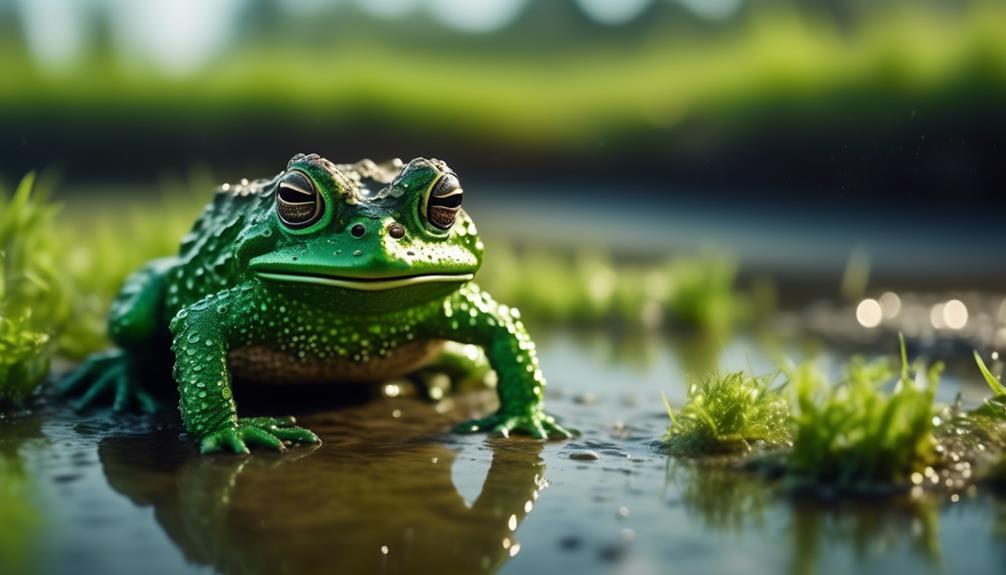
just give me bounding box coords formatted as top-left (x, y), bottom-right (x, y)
top-left (2, 0), bottom-right (1005, 199)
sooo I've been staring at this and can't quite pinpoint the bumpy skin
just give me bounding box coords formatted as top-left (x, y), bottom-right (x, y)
top-left (63, 154), bottom-right (572, 454)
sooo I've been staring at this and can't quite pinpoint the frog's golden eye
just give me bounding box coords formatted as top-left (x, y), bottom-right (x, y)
top-left (424, 172), bottom-right (462, 230)
top-left (276, 170), bottom-right (322, 228)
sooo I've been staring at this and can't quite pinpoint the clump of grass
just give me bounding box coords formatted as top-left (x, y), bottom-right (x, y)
top-left (0, 173), bottom-right (69, 406)
top-left (0, 316), bottom-right (50, 406)
top-left (662, 370), bottom-right (792, 455)
top-left (971, 351), bottom-right (1006, 421)
top-left (969, 352), bottom-right (1006, 486)
top-left (787, 336), bottom-right (942, 488)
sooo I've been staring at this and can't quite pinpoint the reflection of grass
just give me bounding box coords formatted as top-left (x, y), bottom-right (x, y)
top-left (0, 416), bottom-right (44, 575)
top-left (787, 337), bottom-right (942, 488)
top-left (0, 457), bottom-right (40, 574)
top-left (663, 455), bottom-right (942, 575)
top-left (0, 174), bottom-right (68, 406)
top-left (789, 497), bottom-right (941, 575)
top-left (666, 459), bottom-right (773, 531)
top-left (662, 370), bottom-right (792, 455)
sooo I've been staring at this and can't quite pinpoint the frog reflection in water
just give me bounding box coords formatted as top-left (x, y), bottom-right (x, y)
top-left (98, 412), bottom-right (547, 574)
top-left (62, 154), bottom-right (572, 453)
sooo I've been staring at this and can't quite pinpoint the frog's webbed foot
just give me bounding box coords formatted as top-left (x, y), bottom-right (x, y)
top-left (58, 350), bottom-right (158, 413)
top-left (455, 410), bottom-right (577, 440)
top-left (199, 416), bottom-right (321, 455)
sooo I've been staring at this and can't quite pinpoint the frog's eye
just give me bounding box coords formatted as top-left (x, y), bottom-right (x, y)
top-left (276, 170), bottom-right (323, 228)
top-left (424, 172), bottom-right (463, 230)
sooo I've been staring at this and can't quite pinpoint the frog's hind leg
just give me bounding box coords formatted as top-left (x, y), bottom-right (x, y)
top-left (59, 257), bottom-right (177, 413)
top-left (411, 341), bottom-right (493, 400)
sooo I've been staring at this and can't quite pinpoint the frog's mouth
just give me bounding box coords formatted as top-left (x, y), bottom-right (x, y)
top-left (254, 268), bottom-right (474, 291)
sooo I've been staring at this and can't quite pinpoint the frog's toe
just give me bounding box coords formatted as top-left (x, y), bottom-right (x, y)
top-left (112, 373), bottom-right (159, 414)
top-left (72, 365), bottom-right (122, 411)
top-left (269, 426), bottom-right (321, 444)
top-left (541, 417), bottom-right (577, 440)
top-left (217, 417), bottom-right (323, 452)
top-left (241, 416), bottom-right (298, 428)
top-left (200, 428), bottom-right (251, 455)
top-left (455, 411), bottom-right (577, 441)
top-left (454, 414), bottom-right (500, 434)
top-left (238, 425), bottom-right (287, 452)
top-left (58, 350), bottom-right (121, 395)
top-left (63, 351), bottom-right (158, 414)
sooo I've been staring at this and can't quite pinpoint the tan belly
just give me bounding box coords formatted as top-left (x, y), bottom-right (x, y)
top-left (227, 340), bottom-right (445, 384)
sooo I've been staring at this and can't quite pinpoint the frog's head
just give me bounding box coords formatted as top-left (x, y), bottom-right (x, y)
top-left (238, 154), bottom-right (483, 312)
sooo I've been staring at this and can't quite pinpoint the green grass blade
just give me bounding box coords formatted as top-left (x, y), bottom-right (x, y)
top-left (973, 350), bottom-right (1006, 396)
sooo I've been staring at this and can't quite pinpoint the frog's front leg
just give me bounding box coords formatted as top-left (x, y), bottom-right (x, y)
top-left (438, 285), bottom-right (575, 440)
top-left (169, 292), bottom-right (320, 455)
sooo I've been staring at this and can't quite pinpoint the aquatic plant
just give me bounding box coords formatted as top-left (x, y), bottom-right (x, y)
top-left (0, 316), bottom-right (50, 406)
top-left (786, 337), bottom-right (942, 488)
top-left (971, 351), bottom-right (1006, 422)
top-left (0, 173), bottom-right (69, 405)
top-left (967, 352), bottom-right (1006, 485)
top-left (662, 370), bottom-right (792, 455)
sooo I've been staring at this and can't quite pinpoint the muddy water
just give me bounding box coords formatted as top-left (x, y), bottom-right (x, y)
top-left (2, 332), bottom-right (1004, 575)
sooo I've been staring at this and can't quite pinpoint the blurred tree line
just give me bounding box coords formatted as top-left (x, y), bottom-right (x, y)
top-left (0, 0), bottom-right (1003, 201)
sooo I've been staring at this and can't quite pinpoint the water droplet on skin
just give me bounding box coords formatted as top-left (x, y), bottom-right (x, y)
top-left (187, 333), bottom-right (201, 344)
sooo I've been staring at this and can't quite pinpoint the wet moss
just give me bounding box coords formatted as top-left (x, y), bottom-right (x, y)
top-left (0, 173), bottom-right (68, 406)
top-left (785, 337), bottom-right (943, 489)
top-left (662, 370), bottom-right (792, 456)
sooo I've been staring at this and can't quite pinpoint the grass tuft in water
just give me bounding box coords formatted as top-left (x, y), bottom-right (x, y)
top-left (662, 370), bottom-right (792, 456)
top-left (0, 173), bottom-right (69, 406)
top-left (786, 336), bottom-right (943, 488)
top-left (971, 351), bottom-right (1006, 421)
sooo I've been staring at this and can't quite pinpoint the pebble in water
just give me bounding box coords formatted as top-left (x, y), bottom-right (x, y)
top-left (569, 450), bottom-right (600, 461)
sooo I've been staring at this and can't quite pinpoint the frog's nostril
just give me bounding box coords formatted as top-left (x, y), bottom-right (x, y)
top-left (350, 223), bottom-right (366, 238)
top-left (388, 223), bottom-right (405, 239)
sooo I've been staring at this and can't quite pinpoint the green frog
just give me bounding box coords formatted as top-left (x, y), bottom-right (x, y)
top-left (62, 154), bottom-right (573, 454)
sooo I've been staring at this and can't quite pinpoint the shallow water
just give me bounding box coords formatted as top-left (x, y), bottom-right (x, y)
top-left (2, 331), bottom-right (1003, 575)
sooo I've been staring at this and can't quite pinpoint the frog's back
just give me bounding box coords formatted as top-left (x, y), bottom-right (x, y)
top-left (163, 177), bottom-right (277, 315)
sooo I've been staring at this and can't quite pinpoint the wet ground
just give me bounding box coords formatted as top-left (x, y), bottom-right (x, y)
top-left (2, 331), bottom-right (1004, 575)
